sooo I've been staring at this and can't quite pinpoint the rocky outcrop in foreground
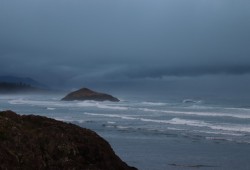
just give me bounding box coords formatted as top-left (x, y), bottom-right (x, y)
top-left (0, 110), bottom-right (136, 170)
top-left (62, 88), bottom-right (120, 102)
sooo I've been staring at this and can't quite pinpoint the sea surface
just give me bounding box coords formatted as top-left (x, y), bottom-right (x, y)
top-left (1, 93), bottom-right (250, 170)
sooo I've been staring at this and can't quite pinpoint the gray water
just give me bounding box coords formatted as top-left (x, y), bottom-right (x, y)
top-left (1, 94), bottom-right (250, 170)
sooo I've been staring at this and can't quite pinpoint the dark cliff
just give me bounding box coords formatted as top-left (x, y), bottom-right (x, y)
top-left (0, 110), bottom-right (136, 170)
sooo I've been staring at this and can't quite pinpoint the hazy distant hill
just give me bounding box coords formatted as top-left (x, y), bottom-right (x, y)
top-left (0, 76), bottom-right (49, 93)
top-left (0, 76), bottom-right (47, 89)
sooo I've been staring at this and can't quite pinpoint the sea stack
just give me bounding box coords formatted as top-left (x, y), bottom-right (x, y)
top-left (0, 110), bottom-right (136, 170)
top-left (61, 88), bottom-right (120, 102)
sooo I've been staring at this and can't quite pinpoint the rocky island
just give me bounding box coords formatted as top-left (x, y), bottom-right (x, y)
top-left (0, 110), bottom-right (136, 170)
top-left (62, 88), bottom-right (120, 102)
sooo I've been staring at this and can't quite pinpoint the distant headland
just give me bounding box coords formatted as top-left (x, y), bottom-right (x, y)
top-left (0, 76), bottom-right (49, 93)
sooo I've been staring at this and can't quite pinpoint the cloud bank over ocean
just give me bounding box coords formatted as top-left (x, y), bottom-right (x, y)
top-left (0, 0), bottom-right (250, 93)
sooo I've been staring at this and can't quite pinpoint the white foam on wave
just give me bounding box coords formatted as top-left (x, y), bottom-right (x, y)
top-left (9, 98), bottom-right (31, 105)
top-left (9, 98), bottom-right (128, 111)
top-left (107, 121), bottom-right (116, 124)
top-left (96, 103), bottom-right (128, 110)
top-left (193, 130), bottom-right (244, 136)
top-left (84, 112), bottom-right (209, 129)
top-left (84, 112), bottom-right (250, 133)
top-left (169, 118), bottom-right (210, 127)
top-left (80, 112), bottom-right (250, 137)
top-left (139, 108), bottom-right (250, 119)
top-left (169, 118), bottom-right (250, 133)
top-left (47, 107), bottom-right (56, 110)
top-left (225, 107), bottom-right (250, 111)
top-left (75, 101), bottom-right (96, 107)
top-left (142, 102), bottom-right (166, 106)
top-left (187, 105), bottom-right (215, 109)
top-left (76, 101), bottom-right (128, 110)
top-left (209, 124), bottom-right (250, 133)
top-left (83, 112), bottom-right (137, 120)
top-left (188, 105), bottom-right (250, 114)
top-left (139, 117), bottom-right (210, 128)
top-left (141, 117), bottom-right (250, 133)
top-left (9, 98), bottom-right (73, 107)
top-left (167, 127), bottom-right (186, 131)
top-left (116, 126), bottom-right (130, 130)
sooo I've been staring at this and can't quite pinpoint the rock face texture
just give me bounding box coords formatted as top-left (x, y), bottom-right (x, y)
top-left (0, 110), bottom-right (136, 170)
top-left (62, 88), bottom-right (120, 102)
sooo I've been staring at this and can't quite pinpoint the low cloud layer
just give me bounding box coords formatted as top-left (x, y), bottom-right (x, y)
top-left (118, 64), bottom-right (250, 79)
top-left (0, 0), bottom-right (250, 89)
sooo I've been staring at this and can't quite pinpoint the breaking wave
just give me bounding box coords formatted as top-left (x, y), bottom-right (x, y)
top-left (9, 98), bottom-right (128, 111)
top-left (141, 102), bottom-right (166, 106)
top-left (139, 108), bottom-right (250, 119)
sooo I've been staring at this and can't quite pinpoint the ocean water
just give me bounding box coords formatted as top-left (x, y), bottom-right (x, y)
top-left (1, 94), bottom-right (250, 170)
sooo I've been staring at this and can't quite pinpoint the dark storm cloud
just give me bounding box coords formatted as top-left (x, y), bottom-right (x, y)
top-left (0, 0), bottom-right (250, 87)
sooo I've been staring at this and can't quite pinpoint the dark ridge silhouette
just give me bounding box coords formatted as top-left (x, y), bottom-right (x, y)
top-left (0, 82), bottom-right (48, 93)
top-left (0, 76), bottom-right (48, 89)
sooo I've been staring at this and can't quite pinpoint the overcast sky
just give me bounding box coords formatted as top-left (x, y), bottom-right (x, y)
top-left (1, 0), bottom-right (250, 93)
